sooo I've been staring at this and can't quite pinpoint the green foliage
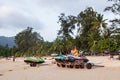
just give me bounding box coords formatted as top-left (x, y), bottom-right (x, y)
top-left (57, 13), bottom-right (77, 53)
top-left (15, 27), bottom-right (44, 56)
top-left (77, 7), bottom-right (106, 50)
top-left (0, 45), bottom-right (11, 57)
top-left (105, 0), bottom-right (120, 27)
top-left (105, 0), bottom-right (120, 15)
top-left (56, 6), bottom-right (118, 54)
top-left (98, 39), bottom-right (116, 52)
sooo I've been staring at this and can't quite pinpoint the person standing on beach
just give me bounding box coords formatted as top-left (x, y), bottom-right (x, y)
top-left (13, 56), bottom-right (15, 62)
top-left (109, 53), bottom-right (114, 60)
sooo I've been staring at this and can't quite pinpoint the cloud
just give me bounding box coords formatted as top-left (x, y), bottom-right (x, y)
top-left (36, 0), bottom-right (110, 15)
top-left (0, 6), bottom-right (13, 18)
top-left (0, 0), bottom-right (115, 41)
top-left (0, 6), bottom-right (43, 30)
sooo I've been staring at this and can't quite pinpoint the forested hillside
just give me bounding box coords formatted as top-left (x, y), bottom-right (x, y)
top-left (0, 36), bottom-right (16, 48)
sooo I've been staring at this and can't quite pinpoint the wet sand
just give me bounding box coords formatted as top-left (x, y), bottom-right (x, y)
top-left (0, 56), bottom-right (120, 80)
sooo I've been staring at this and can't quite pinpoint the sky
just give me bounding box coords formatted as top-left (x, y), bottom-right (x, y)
top-left (0, 0), bottom-right (116, 42)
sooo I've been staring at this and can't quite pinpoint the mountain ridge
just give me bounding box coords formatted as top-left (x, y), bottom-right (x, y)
top-left (0, 36), bottom-right (16, 48)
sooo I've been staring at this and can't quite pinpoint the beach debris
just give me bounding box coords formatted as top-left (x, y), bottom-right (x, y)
top-left (8, 69), bottom-right (13, 71)
top-left (23, 67), bottom-right (27, 70)
top-left (0, 74), bottom-right (3, 76)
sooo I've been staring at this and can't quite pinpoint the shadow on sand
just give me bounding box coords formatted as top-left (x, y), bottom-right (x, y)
top-left (0, 74), bottom-right (3, 76)
top-left (39, 63), bottom-right (49, 66)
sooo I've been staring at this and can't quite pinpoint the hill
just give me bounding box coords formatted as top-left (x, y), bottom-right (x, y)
top-left (0, 36), bottom-right (16, 48)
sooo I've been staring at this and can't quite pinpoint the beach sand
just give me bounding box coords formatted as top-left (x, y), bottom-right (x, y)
top-left (0, 56), bottom-right (120, 80)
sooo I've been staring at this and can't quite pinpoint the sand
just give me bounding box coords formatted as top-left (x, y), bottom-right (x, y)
top-left (0, 56), bottom-right (120, 80)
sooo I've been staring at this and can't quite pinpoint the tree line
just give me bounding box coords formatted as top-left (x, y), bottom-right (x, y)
top-left (0, 0), bottom-right (120, 57)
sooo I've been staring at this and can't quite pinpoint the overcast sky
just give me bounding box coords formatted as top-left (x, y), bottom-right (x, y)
top-left (0, 0), bottom-right (115, 41)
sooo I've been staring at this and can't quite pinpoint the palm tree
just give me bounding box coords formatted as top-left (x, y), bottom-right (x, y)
top-left (76, 7), bottom-right (98, 50)
top-left (94, 14), bottom-right (107, 37)
top-left (57, 13), bottom-right (77, 53)
top-left (58, 13), bottom-right (77, 39)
